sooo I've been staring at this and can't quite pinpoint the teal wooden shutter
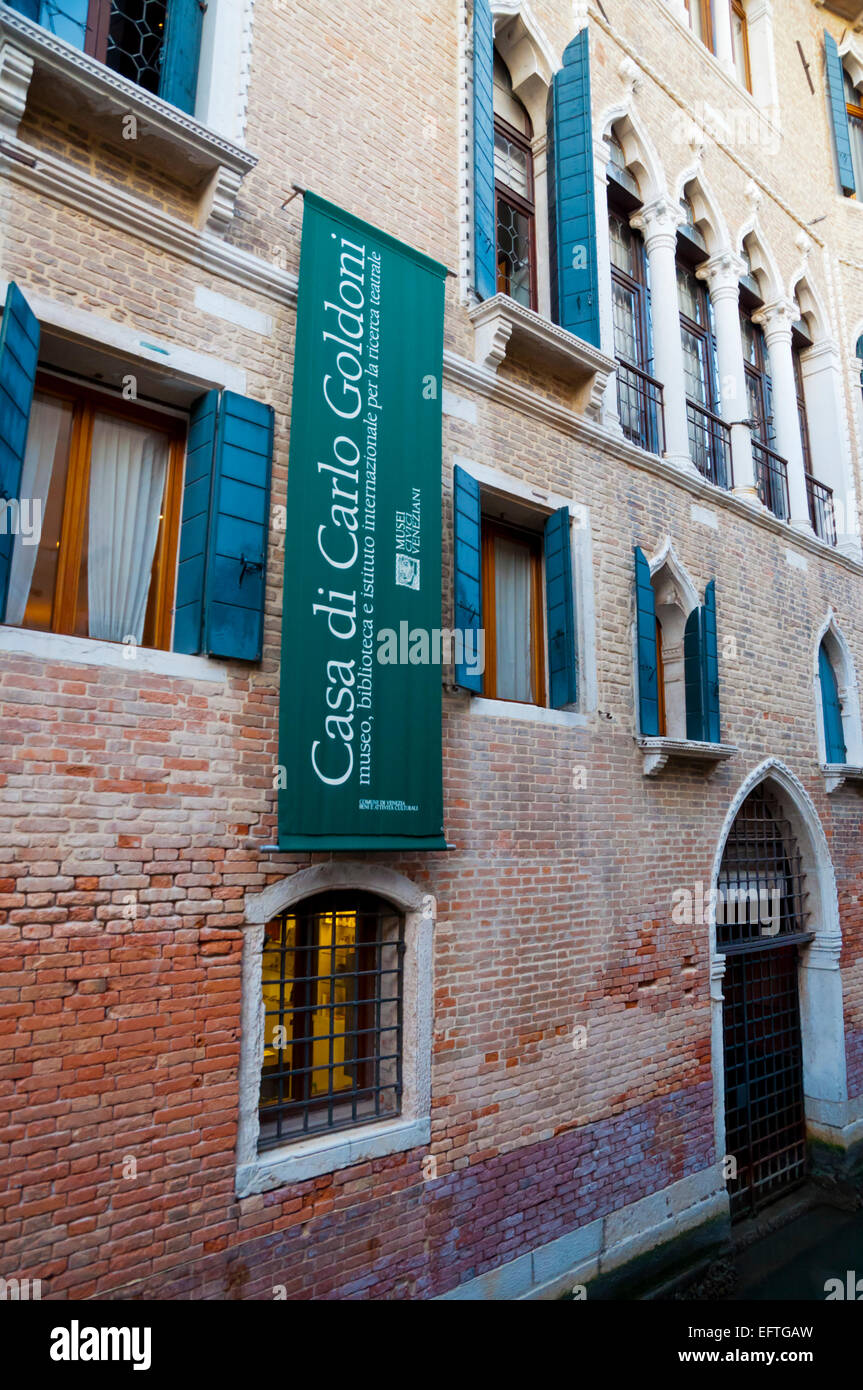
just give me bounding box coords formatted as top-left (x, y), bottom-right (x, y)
top-left (7, 1), bottom-right (40, 21)
top-left (453, 464), bottom-right (483, 693)
top-left (37, 0), bottom-right (88, 47)
top-left (703, 580), bottom-right (720, 744)
top-left (205, 392), bottom-right (273, 660)
top-left (174, 391), bottom-right (274, 660)
top-left (635, 546), bottom-right (659, 736)
top-left (473, 0), bottom-right (496, 301)
top-left (0, 283), bottom-right (40, 623)
top-left (825, 31), bottom-right (856, 197)
top-left (544, 507), bottom-right (576, 707)
top-left (173, 390), bottom-right (217, 655)
top-left (547, 30), bottom-right (600, 347)
top-left (819, 642), bottom-right (847, 764)
top-left (684, 607), bottom-right (707, 741)
top-left (159, 0), bottom-right (205, 116)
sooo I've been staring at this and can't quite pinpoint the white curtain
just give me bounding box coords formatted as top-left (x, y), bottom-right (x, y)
top-left (494, 535), bottom-right (533, 703)
top-left (87, 414), bottom-right (169, 644)
top-left (5, 395), bottom-right (67, 627)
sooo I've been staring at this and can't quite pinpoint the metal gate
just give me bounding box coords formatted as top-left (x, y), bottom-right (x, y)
top-left (717, 786), bottom-right (812, 1218)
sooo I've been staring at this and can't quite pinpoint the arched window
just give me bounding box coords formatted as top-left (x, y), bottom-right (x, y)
top-left (258, 891), bottom-right (405, 1149)
top-left (493, 52), bottom-right (536, 310)
top-left (819, 639), bottom-right (848, 765)
top-left (607, 131), bottom-right (662, 455)
top-left (738, 256), bottom-right (787, 520)
top-left (677, 198), bottom-right (727, 487)
top-left (844, 68), bottom-right (863, 191)
top-left (717, 783), bottom-right (810, 1216)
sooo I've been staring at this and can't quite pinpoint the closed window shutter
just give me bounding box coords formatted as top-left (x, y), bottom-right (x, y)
top-left (635, 546), bottom-right (659, 736)
top-left (159, 0), bottom-right (205, 116)
top-left (819, 642), bottom-right (847, 764)
top-left (174, 391), bottom-right (274, 661)
top-left (7, 2), bottom-right (40, 21)
top-left (453, 464), bottom-right (483, 693)
top-left (472, 0), bottom-right (497, 301)
top-left (703, 580), bottom-right (720, 744)
top-left (544, 507), bottom-right (577, 707)
top-left (547, 30), bottom-right (601, 347)
top-left (173, 389), bottom-right (218, 655)
top-left (825, 31), bottom-right (856, 197)
top-left (0, 283), bottom-right (40, 623)
top-left (684, 606), bottom-right (707, 742)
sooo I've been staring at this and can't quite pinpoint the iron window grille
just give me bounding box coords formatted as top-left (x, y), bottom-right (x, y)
top-left (716, 786), bottom-right (811, 953)
top-left (258, 892), bottom-right (405, 1151)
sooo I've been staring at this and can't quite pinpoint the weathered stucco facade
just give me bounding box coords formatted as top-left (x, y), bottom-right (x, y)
top-left (1, 0), bottom-right (863, 1300)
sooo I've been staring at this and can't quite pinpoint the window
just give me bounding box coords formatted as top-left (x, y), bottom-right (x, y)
top-left (8, 0), bottom-right (203, 115)
top-left (740, 301), bottom-right (788, 520)
top-left (729, 1), bottom-right (751, 93)
top-left (609, 202), bottom-right (663, 454)
top-left (481, 519), bottom-right (546, 705)
top-left (634, 546), bottom-right (721, 746)
top-left (7, 375), bottom-right (184, 648)
top-left (819, 640), bottom-right (848, 765)
top-left (258, 892), bottom-right (405, 1150)
top-left (493, 53), bottom-right (537, 310)
top-left (677, 238), bottom-right (730, 489)
top-left (685, 0), bottom-right (713, 47)
top-left (844, 69), bottom-right (863, 193)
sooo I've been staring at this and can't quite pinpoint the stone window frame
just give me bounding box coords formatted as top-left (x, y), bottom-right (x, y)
top-left (237, 863), bottom-right (435, 1196)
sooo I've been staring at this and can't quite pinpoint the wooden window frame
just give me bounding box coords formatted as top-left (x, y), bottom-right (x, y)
top-left (493, 114), bottom-right (538, 313)
top-left (83, 0), bottom-right (113, 63)
top-left (677, 256), bottom-right (720, 412)
top-left (792, 347), bottom-right (812, 476)
top-left (739, 308), bottom-right (774, 446)
top-left (609, 207), bottom-right (652, 374)
top-left (481, 517), bottom-right (547, 708)
top-left (31, 372), bottom-right (185, 651)
top-left (686, 0), bottom-right (715, 53)
top-left (730, 1), bottom-right (752, 93)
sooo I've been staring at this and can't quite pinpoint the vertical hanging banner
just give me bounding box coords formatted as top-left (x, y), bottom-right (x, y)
top-left (279, 193), bottom-right (448, 851)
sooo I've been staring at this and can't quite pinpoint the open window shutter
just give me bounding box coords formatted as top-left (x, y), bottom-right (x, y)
top-left (37, 0), bottom-right (88, 47)
top-left (819, 642), bottom-right (847, 764)
top-left (547, 30), bottom-right (601, 347)
top-left (159, 0), bottom-right (205, 116)
top-left (173, 389), bottom-right (217, 655)
top-left (453, 464), bottom-right (483, 693)
top-left (174, 391), bottom-right (273, 660)
top-left (7, 1), bottom-right (40, 21)
top-left (635, 546), bottom-right (659, 736)
top-left (684, 606), bottom-right (707, 742)
top-left (0, 283), bottom-right (40, 623)
top-left (204, 392), bottom-right (274, 660)
top-left (472, 0), bottom-right (496, 301)
top-left (825, 31), bottom-right (856, 197)
top-left (544, 507), bottom-right (577, 708)
top-left (703, 580), bottom-right (720, 744)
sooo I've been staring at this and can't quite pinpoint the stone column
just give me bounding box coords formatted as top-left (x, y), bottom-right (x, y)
top-left (631, 196), bottom-right (693, 471)
top-left (698, 252), bottom-right (757, 500)
top-left (755, 299), bottom-right (812, 533)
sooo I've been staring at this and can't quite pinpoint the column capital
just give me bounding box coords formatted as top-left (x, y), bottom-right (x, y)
top-left (752, 297), bottom-right (798, 343)
top-left (697, 252), bottom-right (747, 301)
top-left (630, 196), bottom-right (682, 251)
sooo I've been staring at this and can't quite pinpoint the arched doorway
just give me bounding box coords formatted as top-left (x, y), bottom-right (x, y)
top-left (717, 783), bottom-right (812, 1217)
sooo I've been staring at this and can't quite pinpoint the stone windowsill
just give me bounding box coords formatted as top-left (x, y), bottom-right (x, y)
top-left (0, 6), bottom-right (256, 211)
top-left (637, 736), bottom-right (738, 777)
top-left (0, 623), bottom-right (228, 683)
top-left (822, 763), bottom-right (863, 794)
top-left (468, 294), bottom-right (616, 417)
top-left (236, 1116), bottom-right (431, 1196)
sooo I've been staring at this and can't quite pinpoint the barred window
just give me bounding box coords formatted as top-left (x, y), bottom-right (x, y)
top-left (258, 893), bottom-right (405, 1149)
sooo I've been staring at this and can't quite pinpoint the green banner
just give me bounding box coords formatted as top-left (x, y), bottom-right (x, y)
top-left (278, 193), bottom-right (448, 851)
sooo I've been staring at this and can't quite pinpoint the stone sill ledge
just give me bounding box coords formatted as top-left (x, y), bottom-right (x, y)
top-left (637, 737), bottom-right (738, 777)
top-left (822, 763), bottom-right (863, 793)
top-left (236, 1116), bottom-right (431, 1195)
top-left (1, 7), bottom-right (256, 198)
top-left (468, 294), bottom-right (615, 417)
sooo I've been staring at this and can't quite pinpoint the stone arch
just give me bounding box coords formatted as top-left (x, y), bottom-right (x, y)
top-left (674, 169), bottom-right (730, 257)
top-left (736, 222), bottom-right (782, 303)
top-left (814, 612), bottom-right (863, 768)
top-left (789, 271), bottom-right (831, 345)
top-left (491, 1), bottom-right (555, 133)
top-left (708, 759), bottom-right (846, 1170)
top-left (598, 103), bottom-right (667, 204)
top-left (839, 34), bottom-right (863, 93)
top-left (237, 863), bottom-right (435, 1194)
